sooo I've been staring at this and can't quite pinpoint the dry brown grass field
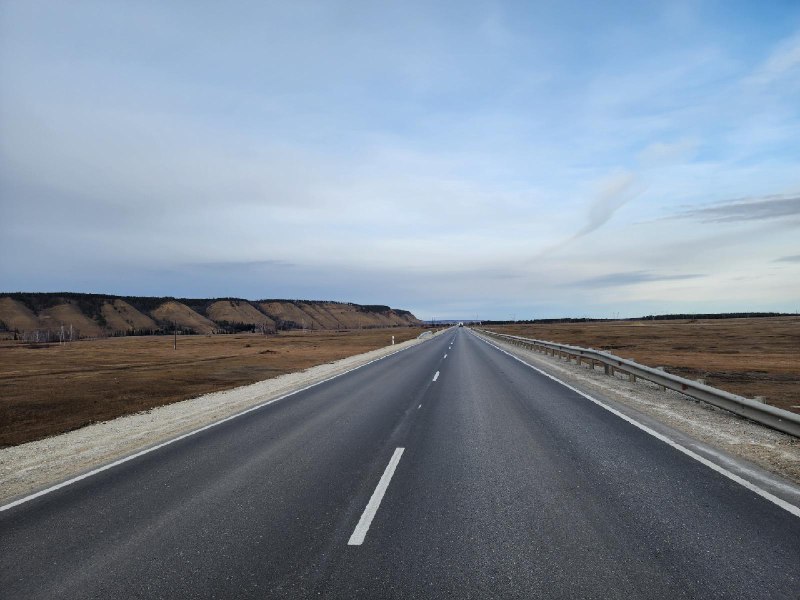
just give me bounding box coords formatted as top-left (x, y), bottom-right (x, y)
top-left (0, 328), bottom-right (423, 447)
top-left (486, 317), bottom-right (800, 415)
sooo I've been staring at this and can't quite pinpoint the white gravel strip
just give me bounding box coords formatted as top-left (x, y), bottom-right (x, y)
top-left (475, 330), bottom-right (800, 489)
top-left (0, 332), bottom-right (442, 504)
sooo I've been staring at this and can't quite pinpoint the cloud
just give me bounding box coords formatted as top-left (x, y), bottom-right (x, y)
top-left (575, 171), bottom-right (639, 237)
top-left (638, 138), bottom-right (698, 165)
top-left (2, 3), bottom-right (800, 317)
top-left (565, 271), bottom-right (704, 289)
top-left (189, 260), bottom-right (297, 270)
top-left (670, 194), bottom-right (800, 223)
top-left (775, 254), bottom-right (800, 263)
top-left (747, 30), bottom-right (800, 85)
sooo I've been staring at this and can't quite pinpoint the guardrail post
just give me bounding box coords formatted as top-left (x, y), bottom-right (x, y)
top-left (655, 367), bottom-right (666, 390)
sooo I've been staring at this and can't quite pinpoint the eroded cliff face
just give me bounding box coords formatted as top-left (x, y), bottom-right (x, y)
top-left (0, 293), bottom-right (422, 337)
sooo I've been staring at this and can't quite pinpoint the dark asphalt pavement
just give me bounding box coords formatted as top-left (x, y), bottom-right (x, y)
top-left (2, 328), bottom-right (798, 599)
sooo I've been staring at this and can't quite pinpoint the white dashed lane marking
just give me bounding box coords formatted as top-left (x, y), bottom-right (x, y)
top-left (348, 448), bottom-right (405, 545)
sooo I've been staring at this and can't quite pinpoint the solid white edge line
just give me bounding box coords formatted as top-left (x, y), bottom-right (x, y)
top-left (433, 371), bottom-right (440, 382)
top-left (473, 333), bottom-right (800, 519)
top-left (348, 447), bottom-right (405, 545)
top-left (1, 341), bottom-right (422, 513)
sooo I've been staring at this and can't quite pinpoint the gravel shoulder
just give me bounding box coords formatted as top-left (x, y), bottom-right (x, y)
top-left (0, 332), bottom-right (441, 505)
top-left (473, 330), bottom-right (800, 501)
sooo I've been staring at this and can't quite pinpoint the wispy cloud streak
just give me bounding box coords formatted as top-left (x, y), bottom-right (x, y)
top-left (670, 194), bottom-right (800, 223)
top-left (576, 172), bottom-right (638, 237)
top-left (564, 271), bottom-right (704, 289)
top-left (748, 30), bottom-right (800, 85)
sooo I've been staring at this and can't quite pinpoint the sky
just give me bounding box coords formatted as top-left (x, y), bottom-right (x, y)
top-left (1, 1), bottom-right (799, 320)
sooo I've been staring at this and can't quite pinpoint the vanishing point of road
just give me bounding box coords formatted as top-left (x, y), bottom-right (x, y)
top-left (2, 328), bottom-right (798, 598)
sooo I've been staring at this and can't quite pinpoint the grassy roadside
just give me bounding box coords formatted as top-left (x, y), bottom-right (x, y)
top-left (0, 328), bottom-right (423, 447)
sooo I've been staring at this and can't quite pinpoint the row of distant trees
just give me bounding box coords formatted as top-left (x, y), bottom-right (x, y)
top-left (485, 312), bottom-right (792, 325)
top-left (1, 318), bottom-right (414, 342)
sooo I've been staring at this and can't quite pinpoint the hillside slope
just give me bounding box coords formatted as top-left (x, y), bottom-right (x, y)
top-left (0, 298), bottom-right (39, 332)
top-left (150, 301), bottom-right (218, 335)
top-left (101, 299), bottom-right (159, 332)
top-left (207, 300), bottom-right (275, 328)
top-left (0, 293), bottom-right (421, 338)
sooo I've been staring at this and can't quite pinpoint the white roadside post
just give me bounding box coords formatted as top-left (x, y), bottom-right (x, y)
top-left (392, 335), bottom-right (395, 345)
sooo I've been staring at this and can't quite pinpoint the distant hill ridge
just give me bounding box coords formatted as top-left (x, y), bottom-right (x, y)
top-left (0, 292), bottom-right (421, 339)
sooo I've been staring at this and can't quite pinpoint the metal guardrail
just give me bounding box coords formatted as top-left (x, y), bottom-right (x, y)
top-left (475, 329), bottom-right (800, 438)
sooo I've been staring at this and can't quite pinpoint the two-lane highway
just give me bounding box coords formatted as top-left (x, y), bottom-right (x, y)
top-left (2, 328), bottom-right (798, 598)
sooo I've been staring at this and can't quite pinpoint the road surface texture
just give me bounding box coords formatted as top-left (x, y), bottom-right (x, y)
top-left (2, 328), bottom-right (798, 598)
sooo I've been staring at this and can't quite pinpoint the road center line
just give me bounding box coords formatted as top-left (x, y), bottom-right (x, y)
top-left (433, 371), bottom-right (440, 382)
top-left (348, 448), bottom-right (404, 546)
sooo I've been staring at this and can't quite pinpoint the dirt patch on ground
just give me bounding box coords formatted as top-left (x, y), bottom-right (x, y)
top-left (0, 328), bottom-right (423, 447)
top-left (486, 317), bottom-right (800, 414)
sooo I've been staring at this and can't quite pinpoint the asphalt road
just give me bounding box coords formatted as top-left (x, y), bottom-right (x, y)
top-left (2, 328), bottom-right (799, 599)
